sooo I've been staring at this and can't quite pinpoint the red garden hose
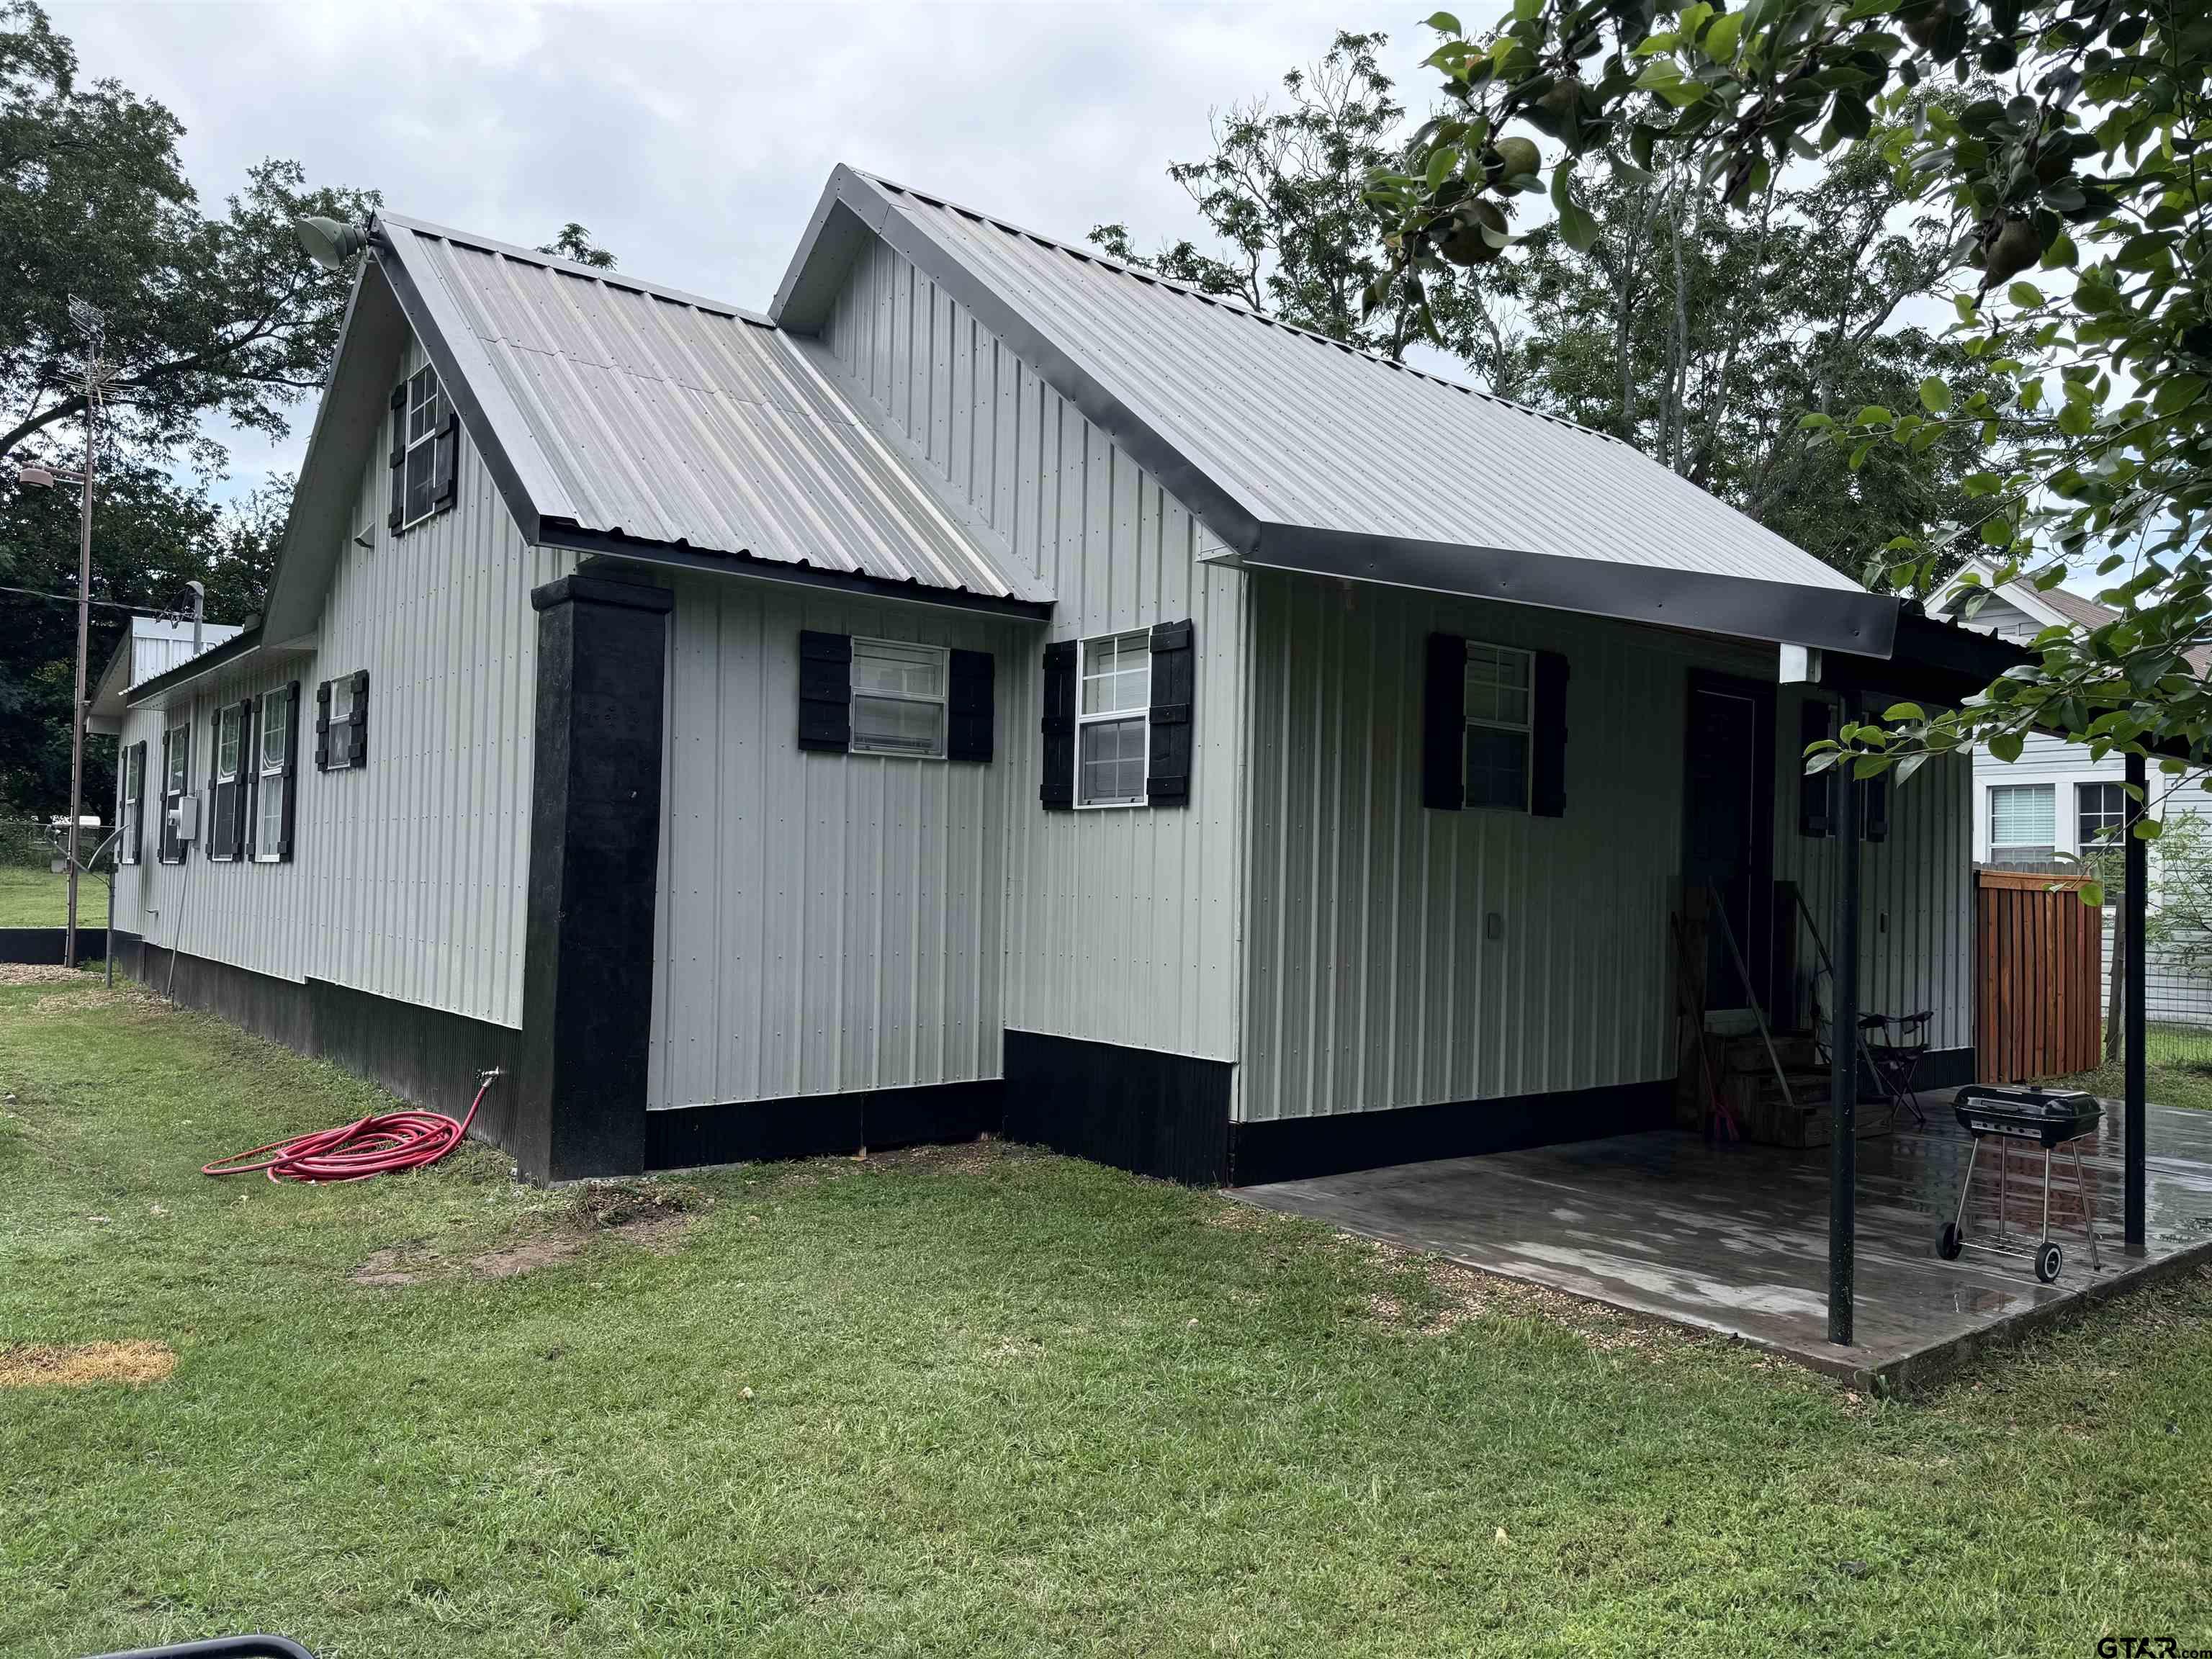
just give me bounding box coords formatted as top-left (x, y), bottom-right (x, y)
top-left (202, 1069), bottom-right (500, 1184)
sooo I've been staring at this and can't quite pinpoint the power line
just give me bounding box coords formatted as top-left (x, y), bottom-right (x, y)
top-left (0, 583), bottom-right (181, 616)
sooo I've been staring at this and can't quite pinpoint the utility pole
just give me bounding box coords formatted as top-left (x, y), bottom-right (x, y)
top-left (63, 298), bottom-right (104, 972)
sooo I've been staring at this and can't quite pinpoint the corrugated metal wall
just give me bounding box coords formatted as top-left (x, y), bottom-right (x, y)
top-left (816, 232), bottom-right (1249, 1065)
top-left (1774, 688), bottom-right (1975, 1055)
top-left (1239, 573), bottom-right (1977, 1123)
top-left (111, 336), bottom-right (567, 1029)
top-left (644, 575), bottom-right (1025, 1109)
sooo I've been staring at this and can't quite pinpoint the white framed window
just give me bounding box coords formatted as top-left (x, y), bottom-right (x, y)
top-left (400, 365), bottom-right (444, 529)
top-left (210, 704), bottom-right (243, 862)
top-left (326, 676), bottom-right (359, 770)
top-left (2077, 781), bottom-right (2127, 854)
top-left (850, 638), bottom-right (947, 758)
top-left (256, 685), bottom-right (289, 862)
top-left (1463, 642), bottom-right (1533, 811)
top-left (160, 719), bottom-right (190, 863)
top-left (1078, 631), bottom-right (1150, 807)
top-left (118, 742), bottom-right (143, 865)
top-left (1990, 782), bottom-right (2056, 867)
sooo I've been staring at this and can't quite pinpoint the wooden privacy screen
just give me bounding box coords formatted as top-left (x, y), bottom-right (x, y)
top-left (1975, 868), bottom-right (2103, 1082)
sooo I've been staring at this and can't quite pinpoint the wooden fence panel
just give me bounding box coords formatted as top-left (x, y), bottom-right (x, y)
top-left (1975, 869), bottom-right (2103, 1082)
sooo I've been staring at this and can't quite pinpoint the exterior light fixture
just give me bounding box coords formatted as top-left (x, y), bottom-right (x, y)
top-left (296, 215), bottom-right (371, 273)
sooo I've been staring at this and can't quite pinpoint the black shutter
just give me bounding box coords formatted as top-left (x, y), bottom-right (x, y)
top-left (386, 386), bottom-right (408, 532)
top-left (1797, 697), bottom-right (1835, 838)
top-left (1146, 619), bottom-right (1195, 806)
top-left (1860, 771), bottom-right (1890, 844)
top-left (348, 670), bottom-right (370, 767)
top-left (315, 680), bottom-right (332, 771)
top-left (1421, 633), bottom-right (1466, 811)
top-left (279, 680), bottom-right (300, 861)
top-left (947, 648), bottom-right (994, 763)
top-left (1530, 649), bottom-right (1569, 819)
top-left (130, 741), bottom-right (145, 866)
top-left (431, 407), bottom-right (459, 511)
top-left (797, 631), bottom-right (853, 751)
top-left (1039, 640), bottom-right (1076, 809)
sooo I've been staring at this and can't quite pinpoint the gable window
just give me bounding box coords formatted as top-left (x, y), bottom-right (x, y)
top-left (400, 367), bottom-right (443, 529)
top-left (1463, 642), bottom-right (1533, 810)
top-left (1989, 783), bottom-right (2056, 867)
top-left (256, 685), bottom-right (292, 862)
top-left (117, 742), bottom-right (144, 866)
top-left (1077, 631), bottom-right (1150, 807)
top-left (2077, 781), bottom-right (2127, 855)
top-left (850, 639), bottom-right (947, 757)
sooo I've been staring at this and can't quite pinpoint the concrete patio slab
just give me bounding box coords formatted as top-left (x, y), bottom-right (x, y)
top-left (1230, 1097), bottom-right (2212, 1390)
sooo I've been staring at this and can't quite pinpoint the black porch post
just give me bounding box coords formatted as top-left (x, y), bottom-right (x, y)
top-left (1828, 695), bottom-right (1861, 1346)
top-left (2125, 747), bottom-right (2147, 1252)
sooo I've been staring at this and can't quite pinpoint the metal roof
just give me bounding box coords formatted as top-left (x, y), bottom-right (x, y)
top-left (378, 215), bottom-right (1037, 603)
top-left (773, 167), bottom-right (1897, 655)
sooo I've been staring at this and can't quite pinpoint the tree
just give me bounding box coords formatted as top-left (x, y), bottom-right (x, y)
top-left (537, 223), bottom-right (617, 269)
top-left (1098, 26), bottom-right (1995, 578)
top-left (0, 1), bottom-right (377, 469)
top-left (1370, 1), bottom-right (2212, 816)
top-left (1089, 31), bottom-right (1428, 354)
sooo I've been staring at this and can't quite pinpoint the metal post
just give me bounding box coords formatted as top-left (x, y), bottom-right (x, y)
top-left (2124, 747), bottom-right (2147, 1253)
top-left (1828, 696), bottom-right (1861, 1346)
top-left (62, 356), bottom-right (95, 971)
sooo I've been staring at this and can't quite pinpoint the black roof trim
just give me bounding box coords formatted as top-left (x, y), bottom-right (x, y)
top-left (543, 524), bottom-right (1053, 622)
top-left (1249, 524), bottom-right (1901, 657)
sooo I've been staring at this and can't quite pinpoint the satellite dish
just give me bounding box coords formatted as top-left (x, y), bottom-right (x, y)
top-left (296, 216), bottom-right (369, 273)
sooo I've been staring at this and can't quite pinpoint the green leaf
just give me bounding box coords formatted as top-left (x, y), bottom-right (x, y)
top-left (1883, 702), bottom-right (1926, 722)
top-left (1702, 12), bottom-right (1743, 58)
top-left (2152, 374), bottom-right (2205, 415)
top-left (2080, 880), bottom-right (2105, 908)
top-left (1424, 11), bottom-right (1462, 32)
top-left (1557, 197), bottom-right (1600, 253)
top-left (1988, 732), bottom-right (2024, 763)
top-left (2008, 281), bottom-right (2044, 307)
top-left (1917, 377), bottom-right (1951, 413)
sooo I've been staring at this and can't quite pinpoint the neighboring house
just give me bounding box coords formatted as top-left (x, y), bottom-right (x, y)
top-left (86, 165), bottom-right (1995, 1186)
top-left (1933, 559), bottom-right (2153, 870)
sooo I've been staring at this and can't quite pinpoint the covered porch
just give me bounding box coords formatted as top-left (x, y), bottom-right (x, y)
top-left (1232, 1092), bottom-right (2212, 1390)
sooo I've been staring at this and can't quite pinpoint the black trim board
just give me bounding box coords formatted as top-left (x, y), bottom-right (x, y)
top-left (644, 1079), bottom-right (1003, 1171)
top-left (1228, 1080), bottom-right (1676, 1188)
top-left (1004, 1030), bottom-right (1233, 1186)
top-left (107, 932), bottom-right (527, 1158)
top-left (554, 535), bottom-right (1054, 621)
top-left (517, 572), bottom-right (674, 1182)
top-left (0, 926), bottom-right (84, 966)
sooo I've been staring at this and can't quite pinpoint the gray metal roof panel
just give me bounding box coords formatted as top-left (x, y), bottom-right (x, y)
top-left (383, 217), bottom-right (1034, 601)
top-left (869, 179), bottom-right (1863, 601)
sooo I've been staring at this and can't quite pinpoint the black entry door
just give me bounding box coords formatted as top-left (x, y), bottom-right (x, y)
top-left (1683, 676), bottom-right (1775, 1013)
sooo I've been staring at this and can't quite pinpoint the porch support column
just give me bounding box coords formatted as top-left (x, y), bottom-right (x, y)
top-left (516, 570), bottom-right (673, 1183)
top-left (2125, 747), bottom-right (2147, 1253)
top-left (1827, 694), bottom-right (1861, 1347)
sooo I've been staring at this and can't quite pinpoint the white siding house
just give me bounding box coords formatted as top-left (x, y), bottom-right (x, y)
top-left (73, 166), bottom-right (1997, 1184)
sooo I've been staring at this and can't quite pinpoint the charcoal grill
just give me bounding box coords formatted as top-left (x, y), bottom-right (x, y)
top-left (1937, 1086), bottom-right (2105, 1283)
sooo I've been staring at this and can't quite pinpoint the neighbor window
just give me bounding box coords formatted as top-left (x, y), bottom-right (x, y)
top-left (118, 742), bottom-right (143, 866)
top-left (256, 685), bottom-right (289, 862)
top-left (400, 365), bottom-right (444, 529)
top-left (1463, 642), bottom-right (1532, 810)
top-left (210, 703), bottom-right (243, 861)
top-left (2077, 781), bottom-right (2127, 855)
top-left (849, 638), bottom-right (948, 757)
top-left (1078, 631), bottom-right (1150, 807)
top-left (1989, 783), bottom-right (2056, 867)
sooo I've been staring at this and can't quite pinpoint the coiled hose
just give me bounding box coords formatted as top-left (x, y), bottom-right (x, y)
top-left (203, 1069), bottom-right (500, 1184)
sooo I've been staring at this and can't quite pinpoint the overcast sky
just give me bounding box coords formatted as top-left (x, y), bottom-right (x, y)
top-left (52, 0), bottom-right (1497, 498)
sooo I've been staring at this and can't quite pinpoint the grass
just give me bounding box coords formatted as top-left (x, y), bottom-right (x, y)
top-left (4, 974), bottom-right (2211, 1658)
top-left (0, 864), bottom-right (78, 928)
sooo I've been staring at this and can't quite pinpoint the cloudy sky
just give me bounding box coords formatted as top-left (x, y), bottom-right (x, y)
top-left (52, 0), bottom-right (1497, 496)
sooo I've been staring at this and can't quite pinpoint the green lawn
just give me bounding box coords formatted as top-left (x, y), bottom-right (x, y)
top-left (4, 975), bottom-right (2211, 1658)
top-left (0, 864), bottom-right (78, 928)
